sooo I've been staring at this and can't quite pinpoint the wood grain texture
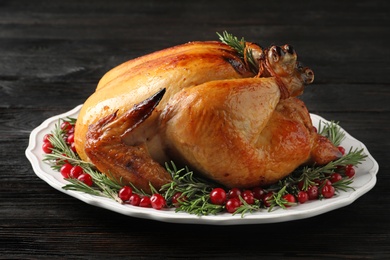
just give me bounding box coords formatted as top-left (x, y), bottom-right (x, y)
top-left (1, 0), bottom-right (389, 259)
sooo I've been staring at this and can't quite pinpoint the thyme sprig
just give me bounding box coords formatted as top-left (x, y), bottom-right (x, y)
top-left (217, 31), bottom-right (258, 73)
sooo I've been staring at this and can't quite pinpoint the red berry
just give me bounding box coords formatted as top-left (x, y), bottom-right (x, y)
top-left (61, 153), bottom-right (70, 164)
top-left (225, 198), bottom-right (241, 213)
top-left (345, 164), bottom-right (355, 178)
top-left (118, 186), bottom-right (133, 201)
top-left (252, 187), bottom-right (265, 200)
top-left (282, 194), bottom-right (296, 207)
top-left (70, 142), bottom-right (76, 152)
top-left (150, 194), bottom-right (166, 210)
top-left (297, 191), bottom-right (309, 204)
top-left (69, 165), bottom-right (84, 179)
top-left (139, 196), bottom-right (151, 207)
top-left (172, 192), bottom-right (187, 207)
top-left (330, 173), bottom-right (343, 183)
top-left (42, 142), bottom-right (53, 154)
top-left (77, 173), bottom-right (93, 186)
top-left (321, 185), bottom-right (335, 198)
top-left (307, 185), bottom-right (319, 200)
top-left (68, 126), bottom-right (75, 134)
top-left (43, 134), bottom-right (53, 143)
top-left (60, 163), bottom-right (73, 178)
top-left (337, 146), bottom-right (346, 155)
top-left (297, 180), bottom-right (305, 190)
top-left (66, 133), bottom-right (74, 144)
top-left (262, 192), bottom-right (274, 207)
top-left (61, 121), bottom-right (73, 133)
top-left (210, 188), bottom-right (226, 205)
top-left (242, 190), bottom-right (255, 204)
top-left (227, 188), bottom-right (241, 199)
top-left (128, 194), bottom-right (141, 206)
top-left (320, 179), bottom-right (332, 187)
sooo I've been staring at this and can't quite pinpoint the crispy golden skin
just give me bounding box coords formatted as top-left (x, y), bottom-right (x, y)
top-left (75, 40), bottom-right (340, 191)
top-left (160, 78), bottom-right (340, 188)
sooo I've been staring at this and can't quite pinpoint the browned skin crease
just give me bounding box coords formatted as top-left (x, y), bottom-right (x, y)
top-left (78, 41), bottom-right (338, 191)
top-left (84, 88), bottom-right (172, 193)
top-left (275, 98), bottom-right (342, 166)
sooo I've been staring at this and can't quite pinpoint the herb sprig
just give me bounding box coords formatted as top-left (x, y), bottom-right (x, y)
top-left (43, 116), bottom-right (366, 216)
top-left (161, 162), bottom-right (223, 215)
top-left (217, 31), bottom-right (259, 73)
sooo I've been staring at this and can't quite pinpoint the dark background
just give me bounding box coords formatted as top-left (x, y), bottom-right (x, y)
top-left (1, 0), bottom-right (389, 259)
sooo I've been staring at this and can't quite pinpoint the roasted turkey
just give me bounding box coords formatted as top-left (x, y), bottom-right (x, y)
top-left (74, 39), bottom-right (341, 193)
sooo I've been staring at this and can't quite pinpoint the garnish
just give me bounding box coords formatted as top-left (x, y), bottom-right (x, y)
top-left (217, 31), bottom-right (259, 73)
top-left (161, 162), bottom-right (224, 215)
top-left (318, 120), bottom-right (346, 147)
top-left (42, 116), bottom-right (367, 217)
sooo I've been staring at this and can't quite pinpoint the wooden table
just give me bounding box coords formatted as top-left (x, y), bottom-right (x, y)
top-left (1, 0), bottom-right (389, 258)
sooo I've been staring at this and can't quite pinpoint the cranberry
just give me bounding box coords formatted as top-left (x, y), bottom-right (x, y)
top-left (43, 134), bottom-right (53, 143)
top-left (69, 165), bottom-right (84, 179)
top-left (282, 194), bottom-right (296, 207)
top-left (320, 179), bottom-right (332, 187)
top-left (330, 173), bottom-right (343, 183)
top-left (60, 163), bottom-right (73, 178)
top-left (42, 142), bottom-right (53, 154)
top-left (297, 191), bottom-right (309, 204)
top-left (128, 194), bottom-right (141, 206)
top-left (242, 190), bottom-right (255, 204)
top-left (210, 188), bottom-right (226, 205)
top-left (345, 164), bottom-right (355, 178)
top-left (139, 196), bottom-right (151, 207)
top-left (262, 192), bottom-right (274, 207)
top-left (307, 186), bottom-right (319, 200)
top-left (227, 188), bottom-right (241, 199)
top-left (337, 146), bottom-right (346, 155)
top-left (252, 187), bottom-right (265, 200)
top-left (225, 198), bottom-right (241, 213)
top-left (150, 194), bottom-right (166, 210)
top-left (118, 186), bottom-right (133, 201)
top-left (297, 180), bottom-right (305, 190)
top-left (66, 133), bottom-right (74, 144)
top-left (77, 173), bottom-right (93, 186)
top-left (58, 153), bottom-right (70, 164)
top-left (321, 185), bottom-right (335, 198)
top-left (172, 192), bottom-right (187, 207)
top-left (70, 142), bottom-right (76, 152)
top-left (61, 121), bottom-right (73, 133)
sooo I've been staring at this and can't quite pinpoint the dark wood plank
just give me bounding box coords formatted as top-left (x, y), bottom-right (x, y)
top-left (1, 0), bottom-right (389, 258)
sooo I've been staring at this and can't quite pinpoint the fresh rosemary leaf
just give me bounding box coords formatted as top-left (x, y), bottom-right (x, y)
top-left (318, 120), bottom-right (346, 147)
top-left (217, 31), bottom-right (258, 73)
top-left (161, 161), bottom-right (224, 215)
top-left (43, 109), bottom-right (367, 217)
top-left (233, 196), bottom-right (261, 217)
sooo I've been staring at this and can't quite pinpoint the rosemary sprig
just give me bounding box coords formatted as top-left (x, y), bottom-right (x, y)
top-left (42, 120), bottom-right (88, 169)
top-left (233, 196), bottom-right (261, 217)
top-left (267, 186), bottom-right (290, 212)
top-left (161, 162), bottom-right (223, 215)
top-left (44, 119), bottom-right (123, 202)
top-left (217, 31), bottom-right (258, 73)
top-left (43, 116), bottom-right (368, 217)
top-left (318, 120), bottom-right (346, 147)
top-left (299, 147), bottom-right (366, 187)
